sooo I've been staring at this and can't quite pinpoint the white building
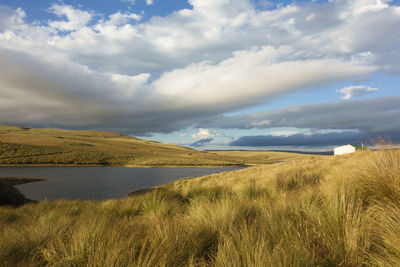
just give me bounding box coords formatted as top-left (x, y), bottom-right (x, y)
top-left (334, 144), bottom-right (356, 156)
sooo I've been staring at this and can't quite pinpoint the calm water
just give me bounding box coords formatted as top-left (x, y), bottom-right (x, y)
top-left (0, 167), bottom-right (240, 201)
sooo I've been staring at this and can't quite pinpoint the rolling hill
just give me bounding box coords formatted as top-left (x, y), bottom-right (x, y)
top-left (0, 125), bottom-right (313, 166)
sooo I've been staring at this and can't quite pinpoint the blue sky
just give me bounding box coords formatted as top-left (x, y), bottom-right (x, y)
top-left (2, 0), bottom-right (333, 21)
top-left (0, 0), bottom-right (399, 150)
top-left (3, 0), bottom-right (192, 22)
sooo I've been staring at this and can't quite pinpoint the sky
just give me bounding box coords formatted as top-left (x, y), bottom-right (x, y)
top-left (0, 0), bottom-right (399, 151)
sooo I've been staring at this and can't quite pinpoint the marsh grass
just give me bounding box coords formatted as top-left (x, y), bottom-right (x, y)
top-left (276, 166), bottom-right (324, 191)
top-left (1, 148), bottom-right (400, 266)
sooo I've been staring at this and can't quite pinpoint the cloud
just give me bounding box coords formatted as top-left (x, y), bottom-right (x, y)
top-left (230, 131), bottom-right (369, 147)
top-left (0, 5), bottom-right (21, 30)
top-left (191, 138), bottom-right (213, 147)
top-left (5, 0), bottom-right (398, 76)
top-left (105, 12), bottom-right (142, 26)
top-left (153, 46), bottom-right (374, 110)
top-left (337, 85), bottom-right (378, 99)
top-left (192, 128), bottom-right (218, 139)
top-left (121, 0), bottom-right (136, 4)
top-left (350, 0), bottom-right (391, 16)
top-left (268, 130), bottom-right (302, 136)
top-left (0, 42), bottom-right (373, 135)
top-left (146, 0), bottom-right (154, 5)
top-left (256, 1), bottom-right (275, 9)
top-left (199, 97), bottom-right (400, 139)
top-left (0, 1), bottom-right (399, 136)
top-left (48, 4), bottom-right (92, 31)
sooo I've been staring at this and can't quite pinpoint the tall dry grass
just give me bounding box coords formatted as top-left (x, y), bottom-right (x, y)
top-left (1, 148), bottom-right (400, 266)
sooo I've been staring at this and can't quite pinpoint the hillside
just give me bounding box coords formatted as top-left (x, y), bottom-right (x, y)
top-left (0, 125), bottom-right (314, 166)
top-left (0, 148), bottom-right (399, 266)
top-left (0, 125), bottom-right (234, 166)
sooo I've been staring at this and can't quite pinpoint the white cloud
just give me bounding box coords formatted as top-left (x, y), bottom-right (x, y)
top-left (350, 0), bottom-right (390, 16)
top-left (121, 0), bottom-right (136, 4)
top-left (192, 128), bottom-right (218, 139)
top-left (153, 46), bottom-right (374, 109)
top-left (337, 85), bottom-right (378, 99)
top-left (146, 0), bottom-right (154, 5)
top-left (48, 4), bottom-right (92, 31)
top-left (9, 0), bottom-right (396, 76)
top-left (0, 0), bottom-right (399, 135)
top-left (256, 1), bottom-right (275, 9)
top-left (251, 120), bottom-right (271, 127)
top-left (105, 12), bottom-right (142, 26)
top-left (305, 13), bottom-right (316, 22)
top-left (269, 130), bottom-right (301, 136)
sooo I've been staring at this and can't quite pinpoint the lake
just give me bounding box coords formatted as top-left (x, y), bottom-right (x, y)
top-left (0, 167), bottom-right (240, 201)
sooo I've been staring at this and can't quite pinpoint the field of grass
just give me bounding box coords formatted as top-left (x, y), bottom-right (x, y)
top-left (0, 125), bottom-right (312, 167)
top-left (212, 150), bottom-right (316, 165)
top-left (1, 147), bottom-right (400, 266)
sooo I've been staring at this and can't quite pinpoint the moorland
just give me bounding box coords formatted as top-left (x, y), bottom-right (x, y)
top-left (0, 125), bottom-right (310, 167)
top-left (1, 126), bottom-right (400, 266)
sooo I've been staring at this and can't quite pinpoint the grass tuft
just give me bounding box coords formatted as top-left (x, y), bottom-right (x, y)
top-left (276, 166), bottom-right (324, 192)
top-left (1, 146), bottom-right (400, 265)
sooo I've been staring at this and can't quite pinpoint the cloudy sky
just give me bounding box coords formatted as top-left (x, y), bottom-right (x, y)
top-left (0, 0), bottom-right (399, 150)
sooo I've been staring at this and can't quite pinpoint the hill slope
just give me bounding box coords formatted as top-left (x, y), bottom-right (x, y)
top-left (0, 125), bottom-right (312, 166)
top-left (0, 125), bottom-right (231, 166)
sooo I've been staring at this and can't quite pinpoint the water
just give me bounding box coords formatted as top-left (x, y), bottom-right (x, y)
top-left (0, 167), bottom-right (240, 201)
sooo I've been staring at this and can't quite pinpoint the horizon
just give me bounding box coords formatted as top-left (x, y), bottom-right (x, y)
top-left (1, 0), bottom-right (400, 150)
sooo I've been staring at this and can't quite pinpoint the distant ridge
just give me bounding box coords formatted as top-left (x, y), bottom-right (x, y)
top-left (206, 149), bottom-right (333, 155)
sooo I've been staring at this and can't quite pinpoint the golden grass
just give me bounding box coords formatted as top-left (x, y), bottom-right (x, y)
top-left (212, 150), bottom-right (315, 165)
top-left (1, 148), bottom-right (400, 266)
top-left (0, 125), bottom-right (311, 167)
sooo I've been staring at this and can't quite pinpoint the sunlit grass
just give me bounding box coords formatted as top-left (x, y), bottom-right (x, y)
top-left (1, 148), bottom-right (400, 265)
top-left (0, 125), bottom-right (314, 166)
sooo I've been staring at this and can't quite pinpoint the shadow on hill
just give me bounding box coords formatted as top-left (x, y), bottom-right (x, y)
top-left (0, 181), bottom-right (37, 207)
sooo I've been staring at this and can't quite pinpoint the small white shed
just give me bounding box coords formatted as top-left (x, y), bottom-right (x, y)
top-left (334, 144), bottom-right (356, 156)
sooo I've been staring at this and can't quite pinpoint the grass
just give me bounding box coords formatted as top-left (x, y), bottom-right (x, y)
top-left (0, 125), bottom-right (315, 167)
top-left (212, 150), bottom-right (317, 165)
top-left (1, 148), bottom-right (400, 265)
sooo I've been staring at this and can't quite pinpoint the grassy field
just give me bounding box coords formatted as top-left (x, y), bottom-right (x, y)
top-left (0, 125), bottom-right (312, 167)
top-left (212, 150), bottom-right (318, 165)
top-left (1, 147), bottom-right (400, 266)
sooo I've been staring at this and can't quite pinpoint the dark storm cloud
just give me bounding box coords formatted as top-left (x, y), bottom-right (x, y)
top-left (200, 97), bottom-right (400, 136)
top-left (230, 131), bottom-right (372, 147)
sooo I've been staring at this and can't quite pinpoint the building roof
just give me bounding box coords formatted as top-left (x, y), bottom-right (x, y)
top-left (334, 144), bottom-right (355, 149)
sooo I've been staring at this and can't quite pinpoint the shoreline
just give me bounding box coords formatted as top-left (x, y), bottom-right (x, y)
top-left (124, 164), bottom-right (247, 168)
top-left (0, 163), bottom-right (248, 168)
top-left (0, 178), bottom-right (43, 206)
top-left (0, 177), bottom-right (46, 186)
top-left (0, 164), bottom-right (109, 167)
top-left (128, 166), bottom-right (251, 197)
